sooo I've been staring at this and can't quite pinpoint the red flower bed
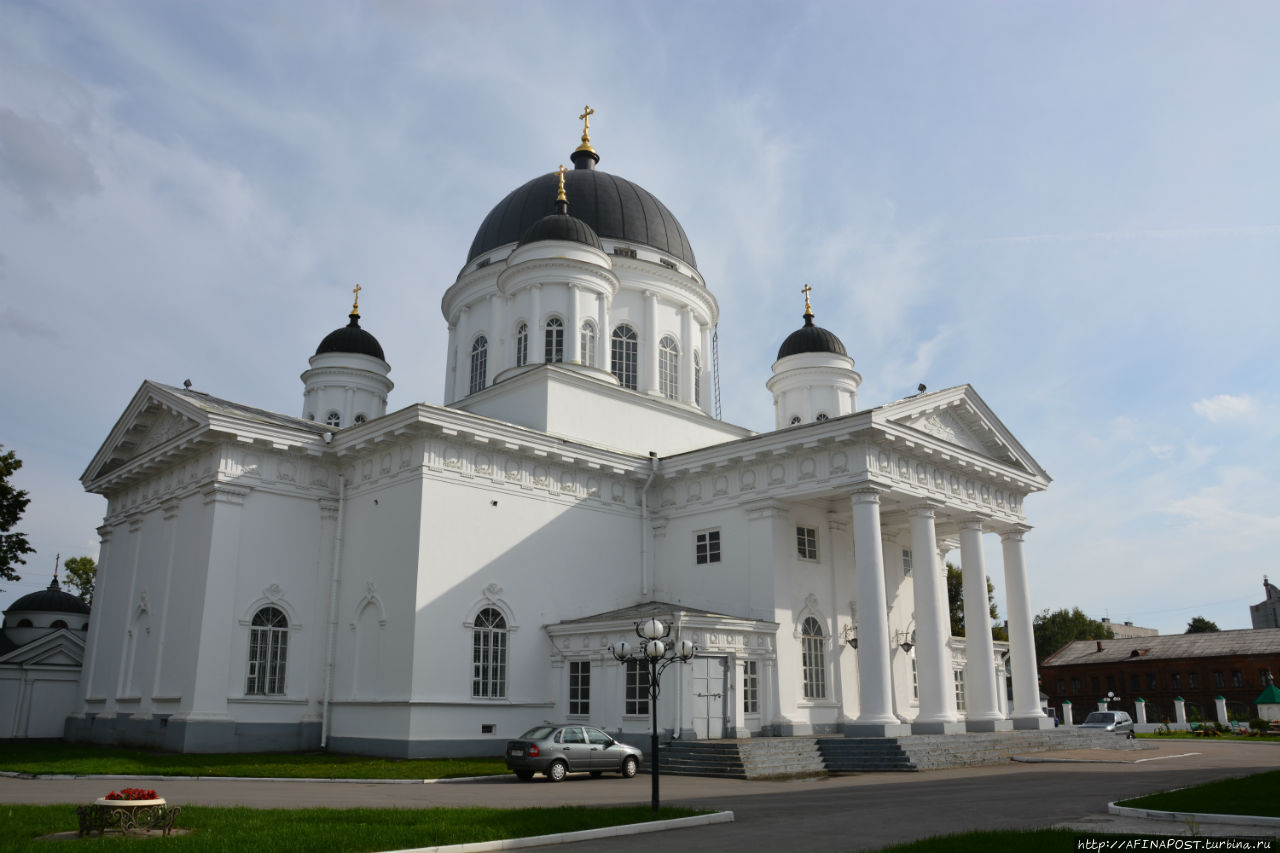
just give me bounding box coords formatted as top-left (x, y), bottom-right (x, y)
top-left (103, 788), bottom-right (159, 801)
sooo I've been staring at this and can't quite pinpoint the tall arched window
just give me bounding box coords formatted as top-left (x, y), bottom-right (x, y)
top-left (247, 606), bottom-right (289, 695)
top-left (693, 350), bottom-right (702, 407)
top-left (801, 616), bottom-right (826, 699)
top-left (580, 320), bottom-right (597, 367)
top-left (469, 335), bottom-right (488, 394)
top-left (659, 335), bottom-right (680, 400)
top-left (544, 317), bottom-right (564, 363)
top-left (515, 323), bottom-right (528, 367)
top-left (611, 324), bottom-right (638, 390)
top-left (472, 607), bottom-right (507, 698)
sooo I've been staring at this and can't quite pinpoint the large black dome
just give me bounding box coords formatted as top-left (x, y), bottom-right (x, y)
top-left (316, 313), bottom-right (386, 362)
top-left (469, 169), bottom-right (696, 269)
top-left (777, 312), bottom-right (848, 360)
top-left (6, 578), bottom-right (90, 616)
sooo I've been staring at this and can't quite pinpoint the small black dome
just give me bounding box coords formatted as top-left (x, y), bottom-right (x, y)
top-left (777, 312), bottom-right (848, 360)
top-left (469, 169), bottom-right (697, 268)
top-left (519, 212), bottom-right (603, 251)
top-left (6, 577), bottom-right (90, 616)
top-left (316, 313), bottom-right (385, 361)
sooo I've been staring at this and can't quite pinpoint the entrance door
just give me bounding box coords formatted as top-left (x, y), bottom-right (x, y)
top-left (691, 656), bottom-right (728, 739)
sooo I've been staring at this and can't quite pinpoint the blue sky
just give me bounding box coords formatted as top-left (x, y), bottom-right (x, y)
top-left (1, 1), bottom-right (1277, 635)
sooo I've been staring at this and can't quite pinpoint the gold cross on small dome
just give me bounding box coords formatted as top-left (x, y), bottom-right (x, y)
top-left (801, 283), bottom-right (813, 313)
top-left (352, 283), bottom-right (362, 315)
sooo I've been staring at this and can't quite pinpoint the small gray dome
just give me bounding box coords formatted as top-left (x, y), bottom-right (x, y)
top-left (518, 212), bottom-right (603, 251)
top-left (316, 313), bottom-right (385, 362)
top-left (777, 312), bottom-right (848, 360)
top-left (6, 577), bottom-right (90, 616)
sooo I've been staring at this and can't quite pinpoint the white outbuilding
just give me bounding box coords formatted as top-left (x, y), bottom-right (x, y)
top-left (69, 121), bottom-right (1053, 755)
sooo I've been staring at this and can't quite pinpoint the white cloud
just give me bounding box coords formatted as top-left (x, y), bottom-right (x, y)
top-left (1192, 393), bottom-right (1258, 424)
top-left (1148, 444), bottom-right (1174, 459)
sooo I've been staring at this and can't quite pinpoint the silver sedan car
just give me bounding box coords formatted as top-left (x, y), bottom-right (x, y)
top-left (505, 724), bottom-right (643, 782)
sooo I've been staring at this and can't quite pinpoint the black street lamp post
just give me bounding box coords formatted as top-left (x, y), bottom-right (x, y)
top-left (611, 617), bottom-right (695, 812)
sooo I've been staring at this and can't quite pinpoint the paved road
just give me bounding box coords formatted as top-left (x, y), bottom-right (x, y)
top-left (2, 741), bottom-right (1276, 851)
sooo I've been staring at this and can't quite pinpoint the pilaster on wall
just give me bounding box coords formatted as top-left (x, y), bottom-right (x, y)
top-left (181, 482), bottom-right (251, 723)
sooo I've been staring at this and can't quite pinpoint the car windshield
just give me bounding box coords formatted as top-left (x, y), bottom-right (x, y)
top-left (1083, 713), bottom-right (1115, 724)
top-left (518, 726), bottom-right (556, 740)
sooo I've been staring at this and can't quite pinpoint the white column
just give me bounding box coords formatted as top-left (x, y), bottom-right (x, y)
top-left (597, 297), bottom-right (609, 372)
top-left (529, 285), bottom-right (543, 362)
top-left (909, 505), bottom-right (961, 732)
top-left (642, 290), bottom-right (659, 395)
top-left (453, 307), bottom-right (471, 401)
top-left (444, 322), bottom-right (457, 404)
top-left (679, 306), bottom-right (694, 404)
top-left (959, 520), bottom-right (1011, 730)
top-left (848, 488), bottom-right (910, 735)
top-left (1001, 527), bottom-right (1051, 728)
top-left (488, 293), bottom-right (504, 371)
top-left (568, 284), bottom-right (582, 364)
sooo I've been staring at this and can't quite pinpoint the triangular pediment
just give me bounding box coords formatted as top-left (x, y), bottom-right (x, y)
top-left (0, 629), bottom-right (85, 667)
top-left (83, 381), bottom-right (208, 485)
top-left (877, 385), bottom-right (1050, 483)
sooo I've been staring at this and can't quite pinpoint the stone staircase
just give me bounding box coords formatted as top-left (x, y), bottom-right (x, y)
top-left (656, 729), bottom-right (1138, 778)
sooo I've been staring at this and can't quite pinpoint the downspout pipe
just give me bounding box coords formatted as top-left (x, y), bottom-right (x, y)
top-left (321, 472), bottom-right (345, 748)
top-left (641, 452), bottom-right (658, 598)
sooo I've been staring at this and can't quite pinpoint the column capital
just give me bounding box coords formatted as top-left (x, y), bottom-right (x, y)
top-left (998, 523), bottom-right (1032, 542)
top-left (847, 484), bottom-right (889, 504)
top-left (907, 499), bottom-right (946, 517)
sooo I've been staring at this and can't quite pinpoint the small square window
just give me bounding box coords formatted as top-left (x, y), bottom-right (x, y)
top-left (902, 549), bottom-right (913, 576)
top-left (796, 526), bottom-right (818, 561)
top-left (696, 529), bottom-right (721, 564)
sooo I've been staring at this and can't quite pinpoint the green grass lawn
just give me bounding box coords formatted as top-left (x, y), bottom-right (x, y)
top-left (0, 742), bottom-right (507, 780)
top-left (0, 804), bottom-right (705, 852)
top-left (1138, 731), bottom-right (1280, 743)
top-left (1116, 767), bottom-right (1280, 818)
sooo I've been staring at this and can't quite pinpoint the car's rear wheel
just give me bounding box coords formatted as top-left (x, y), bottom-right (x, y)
top-left (546, 760), bottom-right (567, 782)
top-left (515, 770), bottom-right (534, 781)
top-left (621, 756), bottom-right (639, 778)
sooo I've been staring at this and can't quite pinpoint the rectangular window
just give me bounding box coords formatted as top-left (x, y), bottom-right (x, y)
top-left (912, 657), bottom-right (919, 700)
top-left (801, 631), bottom-right (826, 700)
top-left (902, 549), bottom-right (913, 576)
top-left (1231, 670), bottom-right (1243, 688)
top-left (1071, 678), bottom-right (1081, 695)
top-left (568, 661), bottom-right (590, 716)
top-left (954, 669), bottom-right (966, 712)
top-left (796, 526), bottom-right (818, 561)
top-left (613, 246), bottom-right (637, 258)
top-left (1090, 676), bottom-right (1101, 693)
top-left (625, 660), bottom-right (649, 716)
top-left (1129, 675), bottom-right (1140, 692)
top-left (1105, 675), bottom-right (1116, 692)
top-left (1056, 679), bottom-right (1065, 695)
top-left (1213, 671), bottom-right (1225, 689)
top-left (1146, 674), bottom-right (1157, 690)
top-left (1171, 673), bottom-right (1181, 689)
top-left (743, 660), bottom-right (759, 714)
top-left (695, 529), bottom-right (721, 564)
top-left (1188, 672), bottom-right (1199, 689)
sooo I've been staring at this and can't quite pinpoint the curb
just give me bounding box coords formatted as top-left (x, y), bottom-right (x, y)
top-left (1108, 802), bottom-right (1280, 829)
top-left (0, 770), bottom-right (499, 785)
top-left (379, 811), bottom-right (735, 853)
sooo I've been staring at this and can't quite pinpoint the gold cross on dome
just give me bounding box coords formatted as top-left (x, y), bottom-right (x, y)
top-left (352, 283), bottom-right (362, 315)
top-left (579, 105), bottom-right (594, 138)
top-left (556, 164), bottom-right (568, 202)
top-left (801, 283), bottom-right (813, 313)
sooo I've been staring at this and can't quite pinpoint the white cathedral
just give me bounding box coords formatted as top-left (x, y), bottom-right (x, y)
top-left (69, 117), bottom-right (1054, 756)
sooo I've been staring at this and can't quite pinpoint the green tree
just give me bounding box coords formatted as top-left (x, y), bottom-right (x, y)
top-left (63, 555), bottom-right (97, 605)
top-left (0, 445), bottom-right (35, 587)
top-left (945, 563), bottom-right (1008, 641)
top-left (1032, 607), bottom-right (1114, 665)
top-left (1185, 616), bottom-right (1220, 634)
